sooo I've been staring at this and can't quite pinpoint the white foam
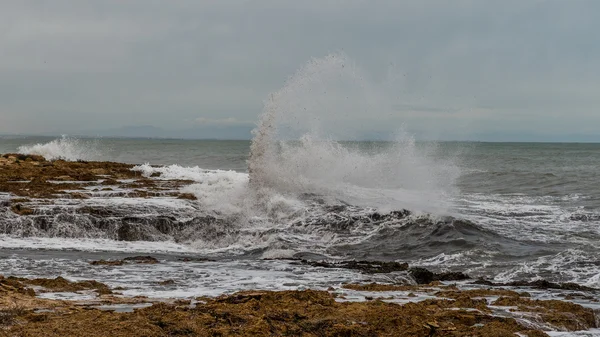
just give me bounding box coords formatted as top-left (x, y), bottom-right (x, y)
top-left (546, 330), bottom-right (600, 337)
top-left (132, 164), bottom-right (249, 214)
top-left (248, 53), bottom-right (460, 214)
top-left (18, 135), bottom-right (101, 161)
top-left (455, 193), bottom-right (600, 244)
top-left (0, 235), bottom-right (194, 253)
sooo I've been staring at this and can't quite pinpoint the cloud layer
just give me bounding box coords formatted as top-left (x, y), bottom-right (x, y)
top-left (1, 1), bottom-right (599, 140)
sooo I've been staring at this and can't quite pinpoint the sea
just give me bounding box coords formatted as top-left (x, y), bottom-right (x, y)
top-left (0, 56), bottom-right (599, 334)
top-left (1, 135), bottom-right (599, 299)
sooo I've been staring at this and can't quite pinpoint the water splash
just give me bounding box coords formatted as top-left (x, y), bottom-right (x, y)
top-left (249, 53), bottom-right (460, 213)
top-left (17, 135), bottom-right (101, 161)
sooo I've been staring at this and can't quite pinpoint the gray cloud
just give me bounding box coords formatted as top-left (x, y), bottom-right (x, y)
top-left (0, 0), bottom-right (599, 141)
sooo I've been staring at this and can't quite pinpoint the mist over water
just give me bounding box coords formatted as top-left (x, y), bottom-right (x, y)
top-left (249, 53), bottom-right (460, 213)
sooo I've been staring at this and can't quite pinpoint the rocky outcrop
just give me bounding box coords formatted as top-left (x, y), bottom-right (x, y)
top-left (1, 284), bottom-right (597, 336)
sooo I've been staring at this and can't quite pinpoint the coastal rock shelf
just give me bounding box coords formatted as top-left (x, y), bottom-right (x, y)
top-left (1, 275), bottom-right (599, 336)
top-left (2, 153), bottom-right (600, 335)
top-left (0, 153), bottom-right (212, 241)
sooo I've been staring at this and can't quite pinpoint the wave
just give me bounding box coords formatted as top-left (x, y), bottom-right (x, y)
top-left (132, 164), bottom-right (249, 214)
top-left (17, 135), bottom-right (101, 161)
top-left (0, 191), bottom-right (538, 259)
top-left (248, 53), bottom-right (460, 214)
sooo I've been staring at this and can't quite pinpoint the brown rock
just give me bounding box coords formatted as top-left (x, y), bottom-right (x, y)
top-left (89, 260), bottom-right (125, 266)
top-left (177, 193), bottom-right (198, 200)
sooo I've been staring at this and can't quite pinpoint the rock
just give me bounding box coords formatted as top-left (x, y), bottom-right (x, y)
top-left (409, 267), bottom-right (470, 284)
top-left (101, 178), bottom-right (119, 185)
top-left (90, 256), bottom-right (159, 266)
top-left (11, 204), bottom-right (34, 216)
top-left (123, 256), bottom-right (159, 264)
top-left (342, 283), bottom-right (415, 291)
top-left (158, 280), bottom-right (175, 286)
top-left (178, 257), bottom-right (215, 262)
top-left (69, 192), bottom-right (90, 199)
top-left (473, 278), bottom-right (597, 291)
top-left (117, 223), bottom-right (153, 241)
top-left (89, 260), bottom-right (125, 266)
top-left (409, 267), bottom-right (435, 284)
top-left (177, 193), bottom-right (197, 200)
top-left (17, 276), bottom-right (112, 295)
top-left (437, 271), bottom-right (470, 282)
top-left (0, 286), bottom-right (594, 335)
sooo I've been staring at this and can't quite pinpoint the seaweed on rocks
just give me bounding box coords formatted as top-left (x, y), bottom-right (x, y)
top-left (4, 287), bottom-right (595, 336)
top-left (11, 276), bottom-right (113, 295)
top-left (1, 276), bottom-right (598, 335)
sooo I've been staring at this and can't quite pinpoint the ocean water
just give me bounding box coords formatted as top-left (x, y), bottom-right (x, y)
top-left (1, 137), bottom-right (599, 286)
top-left (0, 55), bottom-right (599, 317)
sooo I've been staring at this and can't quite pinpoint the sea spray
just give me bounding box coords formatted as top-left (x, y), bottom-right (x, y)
top-left (4, 54), bottom-right (462, 256)
top-left (249, 53), bottom-right (460, 213)
top-left (17, 135), bottom-right (101, 161)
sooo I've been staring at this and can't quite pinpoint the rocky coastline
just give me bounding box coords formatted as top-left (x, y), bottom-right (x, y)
top-left (1, 262), bottom-right (599, 336)
top-left (1, 153), bottom-right (599, 336)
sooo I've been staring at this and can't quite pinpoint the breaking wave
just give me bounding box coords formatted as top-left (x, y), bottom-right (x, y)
top-left (249, 53), bottom-right (460, 214)
top-left (17, 135), bottom-right (101, 161)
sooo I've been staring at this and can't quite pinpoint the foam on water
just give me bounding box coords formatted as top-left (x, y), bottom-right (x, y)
top-left (132, 164), bottom-right (249, 214)
top-left (455, 193), bottom-right (600, 244)
top-left (0, 236), bottom-right (194, 253)
top-left (17, 135), bottom-right (101, 161)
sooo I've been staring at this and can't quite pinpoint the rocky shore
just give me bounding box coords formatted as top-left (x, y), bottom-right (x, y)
top-left (1, 153), bottom-right (599, 335)
top-left (0, 153), bottom-right (195, 202)
top-left (0, 268), bottom-right (598, 336)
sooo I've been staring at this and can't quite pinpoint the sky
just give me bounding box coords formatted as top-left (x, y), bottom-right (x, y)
top-left (1, 0), bottom-right (599, 141)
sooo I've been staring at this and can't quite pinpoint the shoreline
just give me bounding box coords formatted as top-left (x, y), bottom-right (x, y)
top-left (1, 270), bottom-right (599, 336)
top-left (1, 153), bottom-right (599, 335)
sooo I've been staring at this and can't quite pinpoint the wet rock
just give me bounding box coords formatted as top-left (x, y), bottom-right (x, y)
top-left (2, 281), bottom-right (597, 336)
top-left (117, 221), bottom-right (159, 241)
top-left (177, 193), bottom-right (197, 200)
top-left (123, 256), bottom-right (159, 264)
top-left (101, 178), bottom-right (119, 185)
top-left (437, 271), bottom-right (471, 282)
top-left (342, 283), bottom-right (416, 291)
top-left (178, 257), bottom-right (215, 262)
top-left (473, 278), bottom-right (597, 291)
top-left (409, 267), bottom-right (435, 284)
top-left (90, 256), bottom-right (159, 266)
top-left (493, 296), bottom-right (597, 331)
top-left (10, 203), bottom-right (34, 216)
top-left (2, 153), bottom-right (46, 162)
top-left (69, 192), bottom-right (90, 199)
top-left (436, 288), bottom-right (528, 299)
top-left (17, 276), bottom-right (112, 295)
top-left (89, 260), bottom-right (125, 266)
top-left (409, 267), bottom-right (470, 284)
top-left (0, 276), bottom-right (35, 297)
top-left (28, 176), bottom-right (47, 185)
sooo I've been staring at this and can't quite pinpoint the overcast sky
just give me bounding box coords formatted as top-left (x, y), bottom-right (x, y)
top-left (1, 1), bottom-right (599, 141)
